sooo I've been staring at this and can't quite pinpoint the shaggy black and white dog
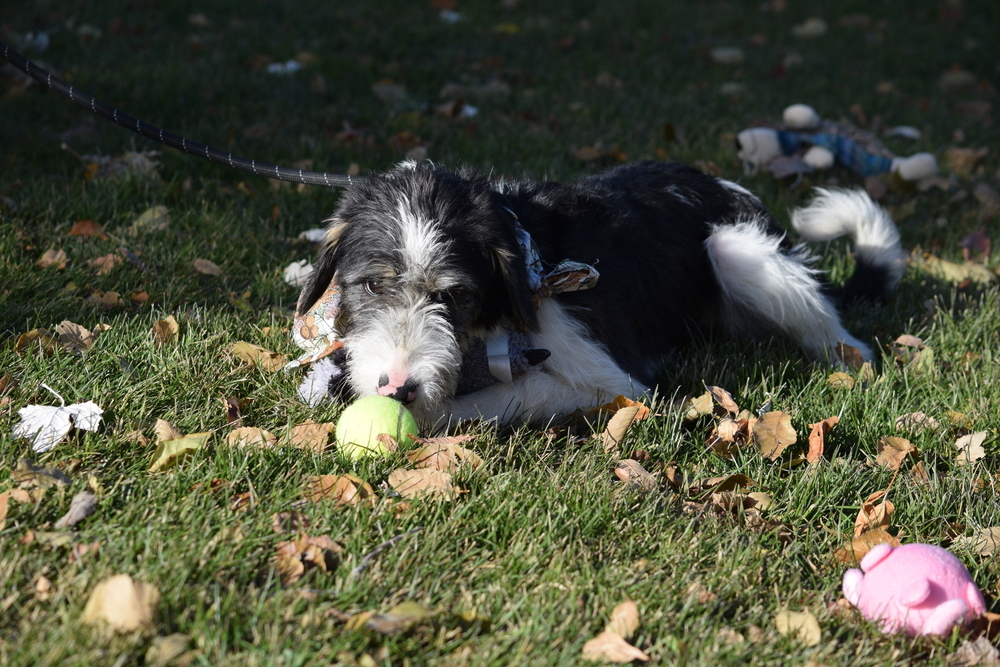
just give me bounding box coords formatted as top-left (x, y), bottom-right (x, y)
top-left (297, 160), bottom-right (903, 427)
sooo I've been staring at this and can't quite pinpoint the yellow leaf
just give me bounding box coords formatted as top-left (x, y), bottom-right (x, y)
top-left (128, 205), bottom-right (171, 235)
top-left (774, 609), bottom-right (821, 646)
top-left (149, 432), bottom-right (210, 472)
top-left (81, 574), bottom-right (160, 632)
top-left (826, 372), bottom-right (855, 389)
top-left (151, 315), bottom-right (179, 346)
top-left (36, 248), bottom-right (68, 269)
top-left (153, 418), bottom-right (184, 443)
top-left (680, 391), bottom-right (714, 420)
top-left (605, 600), bottom-right (640, 639)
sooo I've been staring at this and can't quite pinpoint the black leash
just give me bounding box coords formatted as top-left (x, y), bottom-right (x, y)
top-left (1, 42), bottom-right (360, 188)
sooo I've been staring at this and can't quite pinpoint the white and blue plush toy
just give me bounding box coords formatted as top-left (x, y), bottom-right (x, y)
top-left (737, 104), bottom-right (937, 181)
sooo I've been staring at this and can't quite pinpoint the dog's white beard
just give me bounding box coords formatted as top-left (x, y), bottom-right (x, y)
top-left (345, 298), bottom-right (461, 416)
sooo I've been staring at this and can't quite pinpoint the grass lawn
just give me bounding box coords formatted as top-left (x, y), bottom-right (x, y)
top-left (2, 0), bottom-right (999, 664)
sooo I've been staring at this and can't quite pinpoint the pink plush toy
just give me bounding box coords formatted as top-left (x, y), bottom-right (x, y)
top-left (842, 543), bottom-right (986, 637)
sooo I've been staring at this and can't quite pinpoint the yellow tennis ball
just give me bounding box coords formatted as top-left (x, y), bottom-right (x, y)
top-left (335, 395), bottom-right (419, 460)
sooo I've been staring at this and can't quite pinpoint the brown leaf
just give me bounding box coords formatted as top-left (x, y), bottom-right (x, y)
top-left (68, 219), bottom-right (109, 239)
top-left (945, 146), bottom-right (989, 177)
top-left (54, 490), bottom-right (97, 529)
top-left (706, 385), bottom-right (740, 416)
top-left (406, 441), bottom-right (484, 472)
top-left (273, 534), bottom-right (343, 586)
top-left (84, 290), bottom-right (124, 309)
top-left (832, 528), bottom-right (902, 564)
top-left (594, 396), bottom-right (652, 421)
top-left (690, 473), bottom-right (755, 499)
top-left (224, 427), bottom-right (276, 448)
top-left (582, 630), bottom-right (650, 663)
top-left (753, 411), bottom-right (797, 460)
top-left (13, 459), bottom-right (71, 488)
top-left (193, 258), bottom-right (223, 276)
top-left (286, 420), bottom-right (336, 452)
top-left (614, 459), bottom-right (658, 492)
top-left (806, 416), bottom-right (839, 462)
top-left (854, 489), bottom-right (894, 537)
top-left (151, 316), bottom-right (179, 346)
top-left (81, 574), bottom-right (160, 632)
top-left (0, 491), bottom-right (7, 530)
top-left (387, 468), bottom-right (461, 500)
top-left (54, 320), bottom-right (95, 355)
top-left (836, 343), bottom-right (865, 371)
top-left (601, 405), bottom-right (641, 452)
top-left (230, 341), bottom-right (288, 372)
top-left (874, 436), bottom-right (917, 471)
top-left (304, 474), bottom-right (376, 506)
top-left (36, 248), bottom-right (68, 269)
top-left (89, 253), bottom-right (122, 276)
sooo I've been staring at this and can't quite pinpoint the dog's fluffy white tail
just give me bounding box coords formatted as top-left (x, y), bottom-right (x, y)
top-left (791, 188), bottom-right (906, 301)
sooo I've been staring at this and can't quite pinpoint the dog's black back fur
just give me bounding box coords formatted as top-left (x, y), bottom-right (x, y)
top-left (498, 161), bottom-right (782, 383)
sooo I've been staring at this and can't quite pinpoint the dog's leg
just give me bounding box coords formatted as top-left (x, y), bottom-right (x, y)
top-left (705, 217), bottom-right (873, 362)
top-left (433, 299), bottom-right (646, 426)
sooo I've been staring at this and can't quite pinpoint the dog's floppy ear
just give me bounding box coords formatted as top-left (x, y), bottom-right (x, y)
top-left (296, 218), bottom-right (348, 315)
top-left (490, 240), bottom-right (539, 332)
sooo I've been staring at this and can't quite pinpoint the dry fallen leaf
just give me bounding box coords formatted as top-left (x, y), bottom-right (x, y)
top-left (54, 320), bottom-right (95, 355)
top-left (875, 436), bottom-right (917, 471)
top-left (952, 527), bottom-right (1000, 556)
top-left (54, 490), bottom-right (97, 529)
top-left (271, 510), bottom-right (310, 534)
top-left (826, 371), bottom-right (855, 389)
top-left (955, 431), bottom-right (988, 465)
top-left (774, 609), bottom-right (821, 646)
top-left (13, 400), bottom-right (104, 453)
top-left (582, 600), bottom-right (649, 663)
top-left (286, 420), bottom-right (336, 452)
top-left (388, 468), bottom-right (461, 500)
top-left (304, 474), bottom-right (376, 506)
top-left (753, 411), bottom-right (797, 460)
top-left (805, 416), bottom-right (839, 462)
top-left (230, 341), bottom-right (288, 372)
top-left (832, 528), bottom-right (902, 565)
top-left (706, 385), bottom-right (740, 416)
top-left (601, 404), bottom-right (641, 452)
top-left (614, 459), bottom-right (658, 492)
top-left (595, 395), bottom-right (652, 420)
top-left (84, 290), bottom-right (124, 309)
top-left (854, 489), bottom-right (894, 537)
top-left (363, 602), bottom-right (436, 635)
top-left (68, 219), bottom-right (109, 239)
top-left (0, 491), bottom-right (7, 531)
top-left (680, 391), bottom-right (714, 420)
top-left (81, 574), bottom-right (160, 632)
top-left (89, 253), bottom-right (122, 275)
top-left (151, 316), bottom-right (179, 346)
top-left (154, 419), bottom-right (184, 443)
top-left (13, 459), bottom-right (71, 488)
top-left (894, 411), bottom-right (941, 433)
top-left (193, 258), bottom-right (223, 276)
top-left (37, 248), bottom-right (69, 269)
top-left (224, 427), bottom-right (276, 448)
top-left (149, 432), bottom-right (211, 472)
top-left (273, 534), bottom-right (343, 586)
top-left (406, 440), bottom-right (484, 472)
top-left (15, 329), bottom-right (59, 356)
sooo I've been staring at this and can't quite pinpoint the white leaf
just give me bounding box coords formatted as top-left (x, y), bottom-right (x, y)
top-left (283, 259), bottom-right (314, 287)
top-left (13, 401), bottom-right (104, 453)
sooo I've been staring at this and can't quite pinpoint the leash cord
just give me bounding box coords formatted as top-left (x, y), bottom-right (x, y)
top-left (1, 42), bottom-right (359, 189)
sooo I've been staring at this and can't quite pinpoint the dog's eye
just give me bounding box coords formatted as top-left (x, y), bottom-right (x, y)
top-left (364, 280), bottom-right (386, 296)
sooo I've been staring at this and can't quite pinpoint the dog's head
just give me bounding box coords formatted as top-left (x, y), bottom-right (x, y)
top-left (297, 162), bottom-right (537, 415)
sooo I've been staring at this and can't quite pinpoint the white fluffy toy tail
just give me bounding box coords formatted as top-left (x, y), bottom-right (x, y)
top-left (791, 188), bottom-right (906, 301)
